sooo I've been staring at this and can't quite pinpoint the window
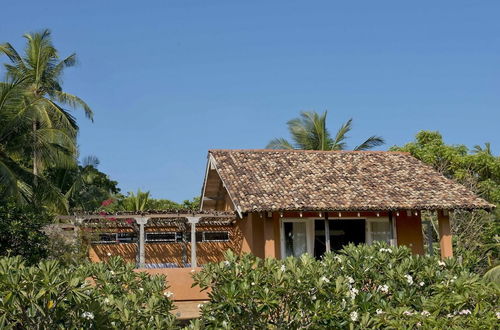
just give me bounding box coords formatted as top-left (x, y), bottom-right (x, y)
top-left (186, 231), bottom-right (230, 242)
top-left (94, 233), bottom-right (116, 244)
top-left (146, 232), bottom-right (183, 243)
top-left (117, 232), bottom-right (137, 243)
top-left (203, 231), bottom-right (229, 242)
top-left (370, 221), bottom-right (392, 244)
top-left (92, 232), bottom-right (136, 244)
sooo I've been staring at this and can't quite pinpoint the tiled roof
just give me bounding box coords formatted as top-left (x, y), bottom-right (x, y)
top-left (208, 150), bottom-right (495, 212)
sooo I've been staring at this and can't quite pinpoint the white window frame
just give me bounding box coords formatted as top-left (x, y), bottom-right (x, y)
top-left (145, 232), bottom-right (178, 243)
top-left (280, 218), bottom-right (314, 258)
top-left (279, 216), bottom-right (397, 258)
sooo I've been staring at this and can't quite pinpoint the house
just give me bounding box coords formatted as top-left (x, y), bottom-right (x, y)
top-left (63, 149), bottom-right (493, 312)
top-left (200, 149), bottom-right (493, 260)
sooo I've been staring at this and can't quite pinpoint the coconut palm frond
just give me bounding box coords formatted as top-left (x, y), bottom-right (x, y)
top-left (266, 138), bottom-right (295, 150)
top-left (0, 151), bottom-right (33, 204)
top-left (53, 53), bottom-right (77, 77)
top-left (354, 135), bottom-right (385, 151)
top-left (0, 43), bottom-right (27, 71)
top-left (52, 90), bottom-right (93, 121)
top-left (473, 142), bottom-right (492, 155)
top-left (269, 111), bottom-right (385, 152)
top-left (34, 128), bottom-right (77, 170)
top-left (331, 118), bottom-right (352, 150)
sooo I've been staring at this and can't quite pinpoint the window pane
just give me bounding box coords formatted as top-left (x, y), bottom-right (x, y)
top-left (94, 233), bottom-right (116, 244)
top-left (146, 232), bottom-right (176, 242)
top-left (371, 222), bottom-right (391, 243)
top-left (204, 231), bottom-right (229, 242)
top-left (117, 232), bottom-right (137, 243)
top-left (284, 222), bottom-right (307, 257)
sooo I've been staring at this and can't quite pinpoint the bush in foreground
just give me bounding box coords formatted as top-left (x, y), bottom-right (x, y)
top-left (192, 243), bottom-right (499, 329)
top-left (0, 256), bottom-right (176, 329)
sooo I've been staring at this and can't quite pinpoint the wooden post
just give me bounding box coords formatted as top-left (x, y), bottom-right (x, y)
top-left (187, 217), bottom-right (201, 268)
top-left (134, 217), bottom-right (149, 268)
top-left (437, 210), bottom-right (453, 259)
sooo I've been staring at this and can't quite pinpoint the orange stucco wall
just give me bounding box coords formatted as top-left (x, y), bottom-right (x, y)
top-left (395, 211), bottom-right (425, 255)
top-left (88, 210), bottom-right (425, 266)
top-left (134, 267), bottom-right (209, 301)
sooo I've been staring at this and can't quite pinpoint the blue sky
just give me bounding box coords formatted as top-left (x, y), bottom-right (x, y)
top-left (1, 1), bottom-right (499, 202)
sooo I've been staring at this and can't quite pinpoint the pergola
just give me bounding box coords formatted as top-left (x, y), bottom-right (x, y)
top-left (57, 211), bottom-right (236, 268)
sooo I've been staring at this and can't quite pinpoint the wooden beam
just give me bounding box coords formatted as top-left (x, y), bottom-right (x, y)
top-left (57, 213), bottom-right (235, 221)
top-left (438, 210), bottom-right (453, 259)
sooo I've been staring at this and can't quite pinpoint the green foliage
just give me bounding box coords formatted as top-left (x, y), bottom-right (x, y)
top-left (100, 189), bottom-right (201, 212)
top-left (0, 29), bottom-right (93, 211)
top-left (46, 156), bottom-right (120, 212)
top-left (483, 265), bottom-right (500, 287)
top-left (391, 131), bottom-right (499, 274)
top-left (44, 225), bottom-right (93, 266)
top-left (0, 256), bottom-right (177, 329)
top-left (267, 110), bottom-right (385, 151)
top-left (192, 243), bottom-right (499, 329)
top-left (0, 200), bottom-right (51, 265)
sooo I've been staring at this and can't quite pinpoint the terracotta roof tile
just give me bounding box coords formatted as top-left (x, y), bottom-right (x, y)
top-left (208, 150), bottom-right (494, 212)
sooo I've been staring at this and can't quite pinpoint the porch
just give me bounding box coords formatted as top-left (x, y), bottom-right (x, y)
top-left (236, 209), bottom-right (453, 260)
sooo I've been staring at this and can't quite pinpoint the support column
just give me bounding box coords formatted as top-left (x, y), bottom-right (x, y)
top-left (424, 220), bottom-right (434, 256)
top-left (264, 214), bottom-right (276, 258)
top-left (134, 217), bottom-right (149, 268)
top-left (437, 210), bottom-right (453, 259)
top-left (187, 217), bottom-right (201, 268)
top-left (324, 212), bottom-right (331, 253)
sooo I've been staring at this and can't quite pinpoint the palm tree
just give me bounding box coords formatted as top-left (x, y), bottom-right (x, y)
top-left (0, 77), bottom-right (33, 201)
top-left (0, 29), bottom-right (93, 178)
top-left (267, 111), bottom-right (385, 151)
top-left (0, 77), bottom-right (69, 210)
top-left (473, 142), bottom-right (492, 155)
top-left (121, 189), bottom-right (151, 212)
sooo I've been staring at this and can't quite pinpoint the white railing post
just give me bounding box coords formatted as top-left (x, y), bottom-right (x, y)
top-left (186, 217), bottom-right (201, 268)
top-left (134, 217), bottom-right (149, 268)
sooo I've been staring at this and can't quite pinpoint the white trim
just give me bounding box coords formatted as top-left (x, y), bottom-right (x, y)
top-left (202, 154), bottom-right (243, 218)
top-left (199, 156), bottom-right (213, 211)
top-left (278, 216), bottom-right (395, 258)
top-left (365, 217), bottom-right (392, 245)
top-left (391, 215), bottom-right (398, 246)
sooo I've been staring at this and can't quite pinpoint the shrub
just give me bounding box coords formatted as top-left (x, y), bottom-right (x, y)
top-left (192, 243), bottom-right (500, 329)
top-left (0, 256), bottom-right (176, 329)
top-left (0, 201), bottom-right (51, 264)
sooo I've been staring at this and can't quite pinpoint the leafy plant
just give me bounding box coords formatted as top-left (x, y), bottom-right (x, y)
top-left (0, 200), bottom-right (51, 265)
top-left (391, 131), bottom-right (499, 274)
top-left (192, 243), bottom-right (499, 329)
top-left (0, 256), bottom-right (177, 329)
